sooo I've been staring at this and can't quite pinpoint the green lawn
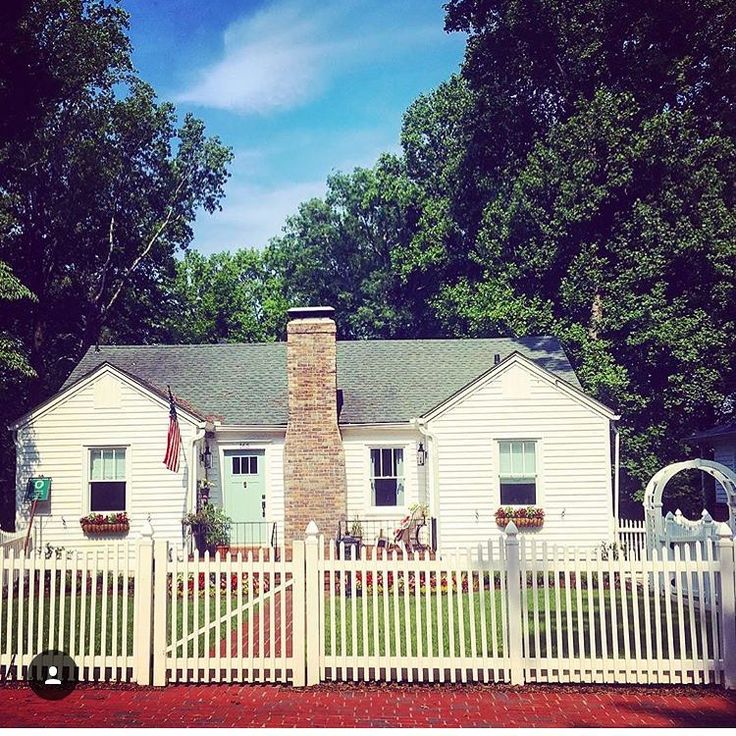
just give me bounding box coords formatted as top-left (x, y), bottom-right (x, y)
top-left (0, 572), bottom-right (253, 658)
top-left (0, 591), bottom-right (135, 656)
top-left (1, 575), bottom-right (715, 664)
top-left (323, 587), bottom-right (714, 661)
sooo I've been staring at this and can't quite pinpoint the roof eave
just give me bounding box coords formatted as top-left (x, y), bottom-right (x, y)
top-left (686, 429), bottom-right (736, 443)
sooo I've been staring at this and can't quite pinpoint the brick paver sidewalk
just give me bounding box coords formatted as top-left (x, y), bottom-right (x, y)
top-left (0, 683), bottom-right (735, 727)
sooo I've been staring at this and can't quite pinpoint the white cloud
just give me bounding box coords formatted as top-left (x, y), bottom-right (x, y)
top-left (193, 179), bottom-right (326, 252)
top-left (175, 0), bottom-right (439, 114)
top-left (175, 1), bottom-right (342, 113)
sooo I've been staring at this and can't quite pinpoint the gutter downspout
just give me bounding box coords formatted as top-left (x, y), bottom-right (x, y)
top-left (188, 422), bottom-right (207, 517)
top-left (613, 422), bottom-right (621, 528)
top-left (412, 417), bottom-right (439, 551)
top-left (10, 428), bottom-right (24, 539)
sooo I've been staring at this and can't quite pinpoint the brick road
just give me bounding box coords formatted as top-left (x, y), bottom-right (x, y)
top-left (0, 682), bottom-right (735, 727)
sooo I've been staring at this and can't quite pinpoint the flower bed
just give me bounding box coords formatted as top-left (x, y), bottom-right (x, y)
top-left (80, 512), bottom-right (129, 534)
top-left (495, 506), bottom-right (544, 529)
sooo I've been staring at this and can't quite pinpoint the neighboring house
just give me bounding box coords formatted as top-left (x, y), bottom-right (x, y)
top-left (688, 422), bottom-right (736, 511)
top-left (9, 307), bottom-right (619, 553)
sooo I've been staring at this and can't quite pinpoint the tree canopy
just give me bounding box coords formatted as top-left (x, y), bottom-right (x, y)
top-left (0, 1), bottom-right (232, 396)
top-left (0, 0), bottom-right (231, 523)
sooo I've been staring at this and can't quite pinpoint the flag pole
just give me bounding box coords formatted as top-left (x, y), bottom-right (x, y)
top-left (23, 499), bottom-right (38, 554)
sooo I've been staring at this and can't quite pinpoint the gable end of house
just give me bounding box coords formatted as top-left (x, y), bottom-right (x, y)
top-left (420, 351), bottom-right (619, 423)
top-left (9, 362), bottom-right (206, 431)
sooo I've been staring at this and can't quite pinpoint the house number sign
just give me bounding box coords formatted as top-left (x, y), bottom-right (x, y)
top-left (25, 477), bottom-right (51, 502)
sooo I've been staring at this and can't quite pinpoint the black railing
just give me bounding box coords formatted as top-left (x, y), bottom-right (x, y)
top-left (228, 521), bottom-right (278, 550)
top-left (337, 516), bottom-right (437, 552)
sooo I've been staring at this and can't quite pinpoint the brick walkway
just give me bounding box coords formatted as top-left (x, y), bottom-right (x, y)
top-left (212, 589), bottom-right (293, 658)
top-left (0, 682), bottom-right (735, 727)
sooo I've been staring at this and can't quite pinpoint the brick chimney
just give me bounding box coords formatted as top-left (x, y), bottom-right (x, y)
top-left (283, 306), bottom-right (347, 543)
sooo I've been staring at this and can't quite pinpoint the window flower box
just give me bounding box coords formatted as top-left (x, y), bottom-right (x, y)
top-left (80, 512), bottom-right (129, 535)
top-left (495, 506), bottom-right (544, 529)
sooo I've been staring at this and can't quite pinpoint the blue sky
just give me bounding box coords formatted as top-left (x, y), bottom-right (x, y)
top-left (120, 0), bottom-right (465, 253)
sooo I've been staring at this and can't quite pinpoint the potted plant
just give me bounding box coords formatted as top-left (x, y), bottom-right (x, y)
top-left (495, 506), bottom-right (544, 529)
top-left (80, 511), bottom-right (130, 534)
top-left (182, 503), bottom-right (231, 555)
top-left (350, 518), bottom-right (363, 539)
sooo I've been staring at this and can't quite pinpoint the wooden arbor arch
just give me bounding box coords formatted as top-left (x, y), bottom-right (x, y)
top-left (644, 459), bottom-right (736, 549)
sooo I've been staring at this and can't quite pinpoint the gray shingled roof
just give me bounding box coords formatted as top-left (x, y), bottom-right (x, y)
top-left (688, 421), bottom-right (736, 442)
top-left (63, 337), bottom-right (581, 426)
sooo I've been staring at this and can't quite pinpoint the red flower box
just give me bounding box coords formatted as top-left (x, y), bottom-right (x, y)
top-left (81, 522), bottom-right (129, 534)
top-left (80, 512), bottom-right (129, 534)
top-left (495, 506), bottom-right (545, 529)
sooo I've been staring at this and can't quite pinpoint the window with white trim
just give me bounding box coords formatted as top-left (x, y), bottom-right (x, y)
top-left (498, 440), bottom-right (537, 505)
top-left (89, 448), bottom-right (126, 511)
top-left (370, 447), bottom-right (404, 506)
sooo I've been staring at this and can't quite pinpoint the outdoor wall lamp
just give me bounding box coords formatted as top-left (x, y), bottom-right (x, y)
top-left (417, 442), bottom-right (426, 466)
top-left (200, 442), bottom-right (212, 469)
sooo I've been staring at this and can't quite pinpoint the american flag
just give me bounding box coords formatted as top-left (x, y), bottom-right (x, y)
top-left (163, 385), bottom-right (181, 473)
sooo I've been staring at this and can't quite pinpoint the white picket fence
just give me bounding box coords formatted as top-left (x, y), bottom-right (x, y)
top-left (317, 539), bottom-right (511, 684)
top-left (315, 529), bottom-right (735, 687)
top-left (0, 542), bottom-right (137, 682)
top-left (615, 518), bottom-right (647, 558)
top-left (0, 528), bottom-right (32, 555)
top-left (1, 522), bottom-right (735, 689)
top-left (164, 546), bottom-right (300, 685)
top-left (518, 539), bottom-right (724, 685)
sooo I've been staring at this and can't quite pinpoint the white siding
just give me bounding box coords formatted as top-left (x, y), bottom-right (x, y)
top-left (342, 427), bottom-right (426, 534)
top-left (428, 362), bottom-right (613, 551)
top-left (208, 431), bottom-right (286, 544)
top-left (15, 371), bottom-right (199, 552)
top-left (713, 439), bottom-right (735, 504)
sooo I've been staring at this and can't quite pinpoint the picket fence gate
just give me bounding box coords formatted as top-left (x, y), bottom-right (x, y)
top-left (1, 522), bottom-right (735, 689)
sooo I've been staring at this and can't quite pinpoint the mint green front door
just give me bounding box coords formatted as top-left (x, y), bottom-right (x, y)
top-left (223, 449), bottom-right (266, 544)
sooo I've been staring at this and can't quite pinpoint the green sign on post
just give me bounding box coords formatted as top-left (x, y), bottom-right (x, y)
top-left (25, 477), bottom-right (51, 502)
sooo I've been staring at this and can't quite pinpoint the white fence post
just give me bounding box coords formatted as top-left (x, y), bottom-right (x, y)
top-left (134, 521), bottom-right (155, 685)
top-left (304, 521), bottom-right (320, 686)
top-left (718, 529), bottom-right (736, 689)
top-left (504, 522), bottom-right (524, 686)
top-left (292, 538), bottom-right (306, 687)
top-left (151, 539), bottom-right (169, 686)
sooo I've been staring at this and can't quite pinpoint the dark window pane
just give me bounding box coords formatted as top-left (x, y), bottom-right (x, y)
top-left (500, 482), bottom-right (536, 505)
top-left (250, 457), bottom-right (258, 474)
top-left (232, 457), bottom-right (240, 475)
top-left (90, 481), bottom-right (126, 511)
top-left (381, 448), bottom-right (392, 477)
top-left (374, 478), bottom-right (398, 506)
top-left (370, 449), bottom-right (381, 477)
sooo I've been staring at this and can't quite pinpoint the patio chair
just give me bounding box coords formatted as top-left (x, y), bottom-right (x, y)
top-left (392, 505), bottom-right (428, 554)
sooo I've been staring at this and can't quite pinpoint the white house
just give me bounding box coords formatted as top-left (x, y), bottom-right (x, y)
top-left (10, 307), bottom-right (619, 554)
top-left (688, 422), bottom-right (736, 513)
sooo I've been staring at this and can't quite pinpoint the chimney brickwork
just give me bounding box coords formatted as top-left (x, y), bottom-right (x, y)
top-left (283, 310), bottom-right (347, 543)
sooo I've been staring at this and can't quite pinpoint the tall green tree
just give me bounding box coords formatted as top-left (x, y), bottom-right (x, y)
top-left (439, 90), bottom-right (736, 488)
top-left (0, 0), bottom-right (231, 525)
top-left (0, 1), bottom-right (232, 394)
top-left (164, 249), bottom-right (288, 344)
top-left (267, 154), bottom-right (433, 339)
top-left (429, 0), bottom-right (736, 502)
